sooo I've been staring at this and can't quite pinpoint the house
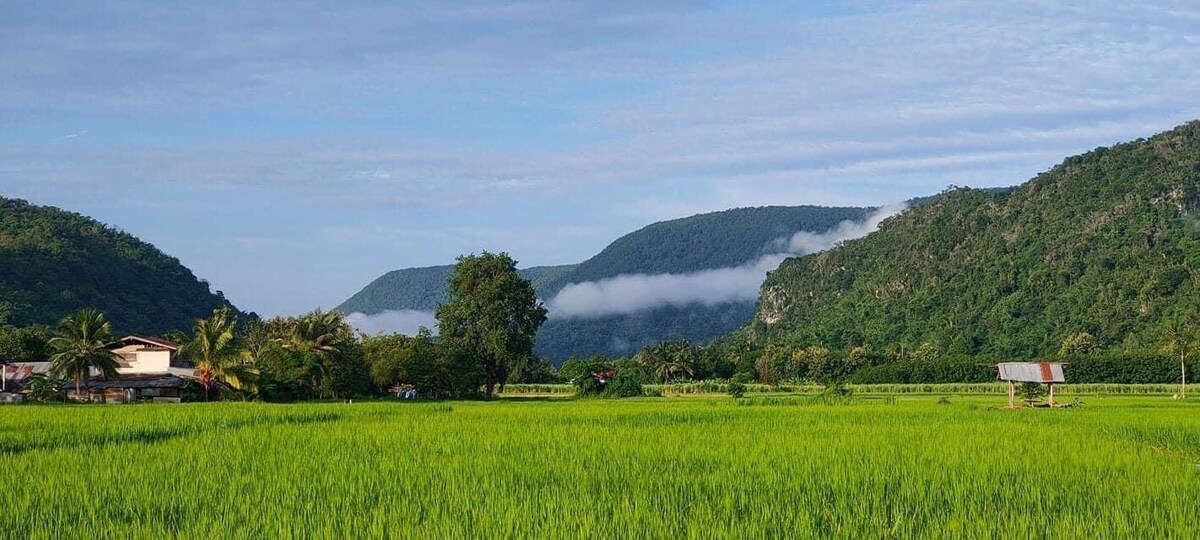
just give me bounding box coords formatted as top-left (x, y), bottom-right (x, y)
top-left (84, 336), bottom-right (197, 403)
top-left (2, 336), bottom-right (198, 403)
top-left (1, 361), bottom-right (51, 401)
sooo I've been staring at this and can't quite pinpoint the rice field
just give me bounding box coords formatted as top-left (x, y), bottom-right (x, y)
top-left (2, 394), bottom-right (1199, 538)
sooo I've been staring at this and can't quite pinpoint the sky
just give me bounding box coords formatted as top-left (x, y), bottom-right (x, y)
top-left (2, 0), bottom-right (1199, 317)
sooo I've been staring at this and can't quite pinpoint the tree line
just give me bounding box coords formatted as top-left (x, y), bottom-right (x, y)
top-left (2, 252), bottom-right (551, 401)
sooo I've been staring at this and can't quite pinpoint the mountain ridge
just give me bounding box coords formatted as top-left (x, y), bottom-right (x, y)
top-left (746, 120), bottom-right (1200, 357)
top-left (0, 196), bottom-right (241, 334)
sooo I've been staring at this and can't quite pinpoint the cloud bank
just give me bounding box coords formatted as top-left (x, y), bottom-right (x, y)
top-left (547, 205), bottom-right (907, 319)
top-left (346, 310), bottom-right (438, 336)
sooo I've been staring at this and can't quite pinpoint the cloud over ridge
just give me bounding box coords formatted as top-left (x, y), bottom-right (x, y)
top-left (546, 204), bottom-right (906, 319)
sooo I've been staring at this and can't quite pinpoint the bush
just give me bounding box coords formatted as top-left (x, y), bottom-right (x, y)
top-left (727, 382), bottom-right (746, 398)
top-left (604, 370), bottom-right (644, 398)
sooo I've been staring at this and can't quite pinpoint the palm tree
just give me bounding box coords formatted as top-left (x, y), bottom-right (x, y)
top-left (48, 308), bottom-right (120, 401)
top-left (279, 310), bottom-right (352, 398)
top-left (1164, 313), bottom-right (1198, 400)
top-left (181, 307), bottom-right (258, 401)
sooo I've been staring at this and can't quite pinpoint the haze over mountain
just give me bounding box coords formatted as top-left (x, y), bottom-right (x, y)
top-left (746, 121), bottom-right (1200, 357)
top-left (340, 205), bottom-right (894, 360)
top-left (0, 197), bottom-right (240, 334)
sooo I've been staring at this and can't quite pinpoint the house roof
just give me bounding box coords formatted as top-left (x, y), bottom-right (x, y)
top-left (2, 362), bottom-right (52, 381)
top-left (82, 373), bottom-right (190, 390)
top-left (108, 335), bottom-right (180, 351)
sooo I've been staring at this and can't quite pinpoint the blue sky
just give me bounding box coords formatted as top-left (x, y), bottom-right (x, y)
top-left (2, 0), bottom-right (1199, 316)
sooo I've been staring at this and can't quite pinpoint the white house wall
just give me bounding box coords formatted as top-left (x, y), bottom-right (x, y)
top-left (115, 350), bottom-right (173, 374)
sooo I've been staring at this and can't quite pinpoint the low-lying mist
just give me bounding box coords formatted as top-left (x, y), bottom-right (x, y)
top-left (346, 204), bottom-right (906, 334)
top-left (346, 310), bottom-right (438, 336)
top-left (545, 204), bottom-right (905, 319)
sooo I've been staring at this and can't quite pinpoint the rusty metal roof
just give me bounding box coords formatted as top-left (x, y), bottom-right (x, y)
top-left (997, 362), bottom-right (1065, 383)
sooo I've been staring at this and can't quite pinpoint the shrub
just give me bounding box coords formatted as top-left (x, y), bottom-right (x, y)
top-left (604, 370), bottom-right (644, 398)
top-left (727, 382), bottom-right (746, 399)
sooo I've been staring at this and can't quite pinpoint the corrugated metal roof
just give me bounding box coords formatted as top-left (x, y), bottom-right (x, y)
top-left (2, 362), bottom-right (52, 381)
top-left (997, 362), bottom-right (1065, 383)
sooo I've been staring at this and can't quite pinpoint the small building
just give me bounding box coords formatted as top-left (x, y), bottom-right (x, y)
top-left (1, 361), bottom-right (52, 397)
top-left (2, 336), bottom-right (197, 403)
top-left (997, 362), bottom-right (1065, 408)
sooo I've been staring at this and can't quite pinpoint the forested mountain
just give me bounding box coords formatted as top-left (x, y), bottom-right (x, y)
top-left (748, 121), bottom-right (1200, 357)
top-left (339, 205), bottom-right (875, 361)
top-left (0, 197), bottom-right (239, 334)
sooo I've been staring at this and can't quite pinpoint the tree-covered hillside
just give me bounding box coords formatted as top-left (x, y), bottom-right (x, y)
top-left (748, 121), bottom-right (1200, 358)
top-left (0, 197), bottom-right (239, 335)
top-left (339, 205), bottom-right (875, 361)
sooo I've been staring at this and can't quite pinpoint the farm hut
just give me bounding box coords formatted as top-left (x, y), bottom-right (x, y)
top-left (997, 362), bottom-right (1065, 408)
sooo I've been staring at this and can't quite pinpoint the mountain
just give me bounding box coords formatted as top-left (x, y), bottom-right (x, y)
top-left (339, 205), bottom-right (875, 361)
top-left (0, 197), bottom-right (240, 334)
top-left (748, 121), bottom-right (1200, 357)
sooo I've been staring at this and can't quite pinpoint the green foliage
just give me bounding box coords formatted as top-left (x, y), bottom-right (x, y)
top-left (437, 252), bottom-right (547, 398)
top-left (1018, 382), bottom-right (1045, 402)
top-left (603, 369), bottom-right (644, 398)
top-left (251, 310), bottom-right (376, 401)
top-left (570, 358), bottom-right (612, 396)
top-left (1059, 332), bottom-right (1097, 357)
top-left (0, 197), bottom-right (240, 334)
top-left (0, 324), bottom-right (50, 363)
top-left (361, 330), bottom-right (482, 399)
top-left (726, 381), bottom-right (746, 398)
top-left (748, 121), bottom-right (1200, 358)
top-left (24, 375), bottom-right (65, 402)
top-left (180, 307), bottom-right (258, 400)
top-left (48, 308), bottom-right (121, 398)
top-left (848, 357), bottom-right (997, 384)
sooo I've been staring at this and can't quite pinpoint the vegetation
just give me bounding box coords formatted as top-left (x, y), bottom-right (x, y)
top-left (0, 197), bottom-right (241, 334)
top-left (179, 307), bottom-right (258, 400)
top-left (1, 397), bottom-right (1199, 537)
top-left (47, 308), bottom-right (121, 398)
top-left (436, 252), bottom-right (547, 398)
top-left (748, 121), bottom-right (1200, 358)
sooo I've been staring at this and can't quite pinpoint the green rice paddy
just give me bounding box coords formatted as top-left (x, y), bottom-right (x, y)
top-left (2, 394), bottom-right (1199, 538)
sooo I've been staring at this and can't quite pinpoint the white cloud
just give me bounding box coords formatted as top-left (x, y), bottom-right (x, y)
top-left (346, 310), bottom-right (438, 336)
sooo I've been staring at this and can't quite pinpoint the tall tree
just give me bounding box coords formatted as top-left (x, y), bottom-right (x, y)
top-left (1163, 312), bottom-right (1198, 399)
top-left (181, 307), bottom-right (257, 400)
top-left (437, 252), bottom-right (547, 398)
top-left (48, 308), bottom-right (120, 400)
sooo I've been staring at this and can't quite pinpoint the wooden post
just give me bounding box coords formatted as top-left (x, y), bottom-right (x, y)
top-left (1047, 383), bottom-right (1054, 407)
top-left (1008, 380), bottom-right (1015, 409)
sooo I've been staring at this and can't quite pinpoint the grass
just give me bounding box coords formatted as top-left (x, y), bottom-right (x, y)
top-left (2, 394), bottom-right (1199, 538)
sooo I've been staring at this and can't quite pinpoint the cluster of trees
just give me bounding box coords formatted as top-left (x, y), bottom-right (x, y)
top-left (1, 252), bottom-right (552, 402)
